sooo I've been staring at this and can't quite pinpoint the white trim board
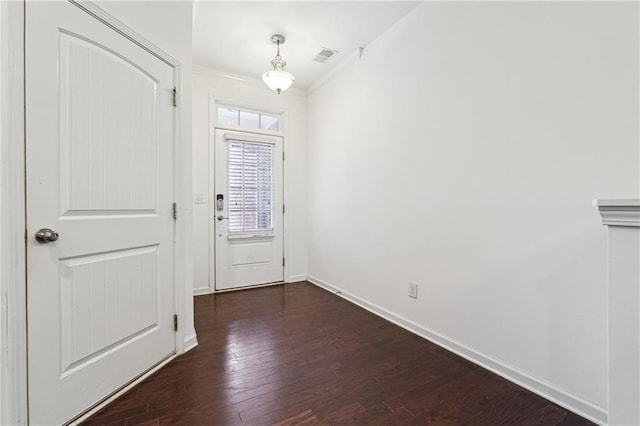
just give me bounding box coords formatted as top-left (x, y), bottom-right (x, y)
top-left (306, 48), bottom-right (360, 95)
top-left (194, 49), bottom-right (361, 98)
top-left (193, 64), bottom-right (306, 98)
top-left (307, 275), bottom-right (607, 426)
top-left (286, 275), bottom-right (307, 283)
top-left (0, 0), bottom-right (28, 424)
top-left (70, 0), bottom-right (179, 66)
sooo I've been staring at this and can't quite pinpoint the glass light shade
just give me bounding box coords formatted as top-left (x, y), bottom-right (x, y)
top-left (262, 69), bottom-right (295, 94)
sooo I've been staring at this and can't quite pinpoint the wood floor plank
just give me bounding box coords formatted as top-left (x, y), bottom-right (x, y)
top-left (83, 282), bottom-right (595, 425)
top-left (270, 409), bottom-right (318, 426)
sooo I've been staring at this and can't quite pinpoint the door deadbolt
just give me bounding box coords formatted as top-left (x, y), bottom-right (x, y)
top-left (35, 228), bottom-right (59, 243)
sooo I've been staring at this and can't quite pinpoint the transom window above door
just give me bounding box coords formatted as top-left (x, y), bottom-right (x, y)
top-left (217, 105), bottom-right (280, 132)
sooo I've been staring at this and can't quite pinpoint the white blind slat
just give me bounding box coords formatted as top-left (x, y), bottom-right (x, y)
top-left (227, 140), bottom-right (274, 233)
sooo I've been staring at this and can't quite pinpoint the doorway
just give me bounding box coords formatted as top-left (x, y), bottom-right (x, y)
top-left (211, 128), bottom-right (284, 290)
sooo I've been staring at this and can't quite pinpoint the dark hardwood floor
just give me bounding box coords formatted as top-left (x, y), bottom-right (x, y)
top-left (83, 282), bottom-right (593, 425)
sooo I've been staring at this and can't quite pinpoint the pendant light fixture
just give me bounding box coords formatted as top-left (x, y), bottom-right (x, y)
top-left (262, 34), bottom-right (295, 94)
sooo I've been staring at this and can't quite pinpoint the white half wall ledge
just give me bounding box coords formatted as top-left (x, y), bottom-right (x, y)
top-left (307, 275), bottom-right (607, 425)
top-left (596, 199), bottom-right (640, 226)
top-left (597, 199), bottom-right (640, 426)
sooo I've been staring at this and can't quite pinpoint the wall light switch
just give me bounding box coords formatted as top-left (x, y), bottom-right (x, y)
top-left (194, 194), bottom-right (207, 204)
top-left (409, 282), bottom-right (418, 299)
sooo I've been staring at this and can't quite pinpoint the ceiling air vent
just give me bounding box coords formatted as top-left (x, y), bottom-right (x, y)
top-left (313, 48), bottom-right (339, 64)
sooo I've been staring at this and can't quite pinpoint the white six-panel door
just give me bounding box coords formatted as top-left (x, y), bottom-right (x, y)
top-left (26, 2), bottom-right (176, 423)
top-left (213, 129), bottom-right (284, 290)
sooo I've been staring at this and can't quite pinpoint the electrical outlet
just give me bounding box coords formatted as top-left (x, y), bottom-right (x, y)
top-left (409, 282), bottom-right (418, 299)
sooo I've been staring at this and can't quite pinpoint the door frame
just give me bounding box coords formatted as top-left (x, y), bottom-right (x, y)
top-left (1, 0), bottom-right (28, 424)
top-left (0, 1), bottom-right (194, 424)
top-left (207, 96), bottom-right (290, 293)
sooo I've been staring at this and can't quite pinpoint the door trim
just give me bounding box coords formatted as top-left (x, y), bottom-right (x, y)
top-left (208, 96), bottom-right (294, 293)
top-left (68, 0), bottom-right (178, 66)
top-left (0, 0), bottom-right (28, 424)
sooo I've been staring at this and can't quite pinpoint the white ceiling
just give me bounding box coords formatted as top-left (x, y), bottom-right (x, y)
top-left (192, 1), bottom-right (421, 91)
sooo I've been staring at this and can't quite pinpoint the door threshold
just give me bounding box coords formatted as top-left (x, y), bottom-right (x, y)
top-left (214, 281), bottom-right (284, 293)
top-left (66, 354), bottom-right (176, 425)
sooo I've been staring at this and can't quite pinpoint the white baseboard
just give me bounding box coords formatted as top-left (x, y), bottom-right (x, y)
top-left (183, 333), bottom-right (198, 353)
top-left (195, 278), bottom-right (306, 295)
top-left (193, 286), bottom-right (210, 296)
top-left (286, 274), bottom-right (307, 283)
top-left (307, 275), bottom-right (607, 425)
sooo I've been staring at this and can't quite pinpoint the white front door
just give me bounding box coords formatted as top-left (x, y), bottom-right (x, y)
top-left (213, 129), bottom-right (284, 290)
top-left (26, 2), bottom-right (177, 424)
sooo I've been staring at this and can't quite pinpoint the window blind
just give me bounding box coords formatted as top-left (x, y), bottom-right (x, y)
top-left (227, 139), bottom-right (274, 233)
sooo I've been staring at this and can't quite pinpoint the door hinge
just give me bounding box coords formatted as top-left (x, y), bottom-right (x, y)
top-left (172, 87), bottom-right (177, 107)
top-left (283, 205), bottom-right (285, 214)
top-left (173, 314), bottom-right (178, 331)
top-left (172, 202), bottom-right (177, 220)
top-left (283, 152), bottom-right (285, 161)
top-left (283, 257), bottom-right (285, 267)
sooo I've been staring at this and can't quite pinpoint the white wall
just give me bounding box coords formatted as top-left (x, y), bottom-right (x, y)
top-left (192, 67), bottom-right (308, 294)
top-left (95, 1), bottom-right (197, 350)
top-left (307, 2), bottom-right (638, 422)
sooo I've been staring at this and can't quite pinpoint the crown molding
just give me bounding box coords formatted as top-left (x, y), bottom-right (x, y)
top-left (193, 47), bottom-right (363, 98)
top-left (192, 64), bottom-right (307, 97)
top-left (306, 47), bottom-right (361, 95)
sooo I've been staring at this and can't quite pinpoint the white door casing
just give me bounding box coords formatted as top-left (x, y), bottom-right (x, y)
top-left (213, 129), bottom-right (284, 290)
top-left (0, 0), bottom-right (28, 424)
top-left (26, 2), bottom-right (177, 423)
